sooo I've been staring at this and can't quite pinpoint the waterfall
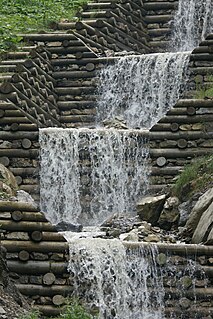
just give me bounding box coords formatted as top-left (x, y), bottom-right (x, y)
top-left (96, 52), bottom-right (190, 129)
top-left (170, 0), bottom-right (213, 52)
top-left (64, 237), bottom-right (165, 319)
top-left (40, 128), bottom-right (149, 226)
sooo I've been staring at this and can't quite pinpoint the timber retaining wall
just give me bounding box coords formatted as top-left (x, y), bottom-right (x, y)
top-left (0, 202), bottom-right (213, 317)
top-left (0, 1), bottom-right (212, 316)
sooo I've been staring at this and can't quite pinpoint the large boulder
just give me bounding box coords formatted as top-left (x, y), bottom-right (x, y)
top-left (185, 188), bottom-right (213, 234)
top-left (192, 201), bottom-right (213, 244)
top-left (158, 197), bottom-right (180, 230)
top-left (0, 164), bottom-right (18, 197)
top-left (136, 194), bottom-right (166, 225)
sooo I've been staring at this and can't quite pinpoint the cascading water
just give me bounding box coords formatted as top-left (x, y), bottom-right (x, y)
top-left (64, 237), bottom-right (165, 319)
top-left (40, 128), bottom-right (149, 226)
top-left (39, 1), bottom-right (212, 318)
top-left (97, 52), bottom-right (190, 129)
top-left (170, 0), bottom-right (213, 52)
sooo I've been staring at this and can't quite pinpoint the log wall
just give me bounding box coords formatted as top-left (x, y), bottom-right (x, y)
top-left (0, 2), bottom-right (212, 316)
top-left (0, 202), bottom-right (213, 317)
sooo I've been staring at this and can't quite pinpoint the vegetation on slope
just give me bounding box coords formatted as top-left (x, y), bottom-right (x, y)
top-left (173, 155), bottom-right (213, 200)
top-left (18, 300), bottom-right (95, 319)
top-left (0, 0), bottom-right (87, 52)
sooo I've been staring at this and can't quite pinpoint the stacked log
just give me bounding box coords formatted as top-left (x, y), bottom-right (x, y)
top-left (56, 0), bottom-right (151, 54)
top-left (148, 36), bottom-right (213, 190)
top-left (0, 201), bottom-right (212, 317)
top-left (0, 201), bottom-right (69, 316)
top-left (143, 0), bottom-right (179, 52)
top-left (0, 45), bottom-right (61, 128)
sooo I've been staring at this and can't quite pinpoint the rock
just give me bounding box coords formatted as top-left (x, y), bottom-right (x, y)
top-left (119, 230), bottom-right (139, 242)
top-left (178, 199), bottom-right (193, 226)
top-left (180, 276), bottom-right (192, 289)
top-left (185, 188), bottom-right (213, 234)
top-left (206, 226), bottom-right (213, 245)
top-left (0, 164), bottom-right (18, 195)
top-left (55, 221), bottom-right (83, 232)
top-left (0, 306), bottom-right (6, 314)
top-left (103, 117), bottom-right (128, 129)
top-left (158, 197), bottom-right (180, 230)
top-left (192, 201), bottom-right (213, 244)
top-left (16, 190), bottom-right (37, 208)
top-left (179, 297), bottom-right (191, 309)
top-left (144, 234), bottom-right (160, 242)
top-left (156, 253), bottom-right (167, 266)
top-left (0, 182), bottom-right (13, 197)
top-left (136, 194), bottom-right (166, 225)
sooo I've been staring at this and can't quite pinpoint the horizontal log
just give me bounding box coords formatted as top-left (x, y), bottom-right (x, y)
top-left (0, 201), bottom-right (38, 212)
top-left (165, 307), bottom-right (213, 316)
top-left (11, 211), bottom-right (45, 222)
top-left (151, 166), bottom-right (183, 176)
top-left (150, 148), bottom-right (212, 158)
top-left (16, 284), bottom-right (73, 296)
top-left (0, 149), bottom-right (38, 158)
top-left (1, 220), bottom-right (55, 232)
top-left (159, 114), bottom-right (213, 124)
top-left (0, 131), bottom-right (38, 140)
top-left (33, 305), bottom-right (63, 316)
top-left (2, 240), bottom-right (69, 253)
top-left (10, 168), bottom-right (39, 177)
top-left (176, 99), bottom-right (213, 108)
top-left (124, 242), bottom-right (213, 256)
top-left (7, 260), bottom-right (68, 275)
top-left (165, 287), bottom-right (213, 300)
top-left (53, 70), bottom-right (96, 79)
top-left (149, 131), bottom-right (212, 140)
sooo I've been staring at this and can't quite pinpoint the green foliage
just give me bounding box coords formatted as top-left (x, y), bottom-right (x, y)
top-left (19, 309), bottom-right (40, 319)
top-left (194, 75), bottom-right (213, 99)
top-left (173, 155), bottom-right (213, 199)
top-left (55, 300), bottom-right (95, 319)
top-left (0, 0), bottom-right (88, 52)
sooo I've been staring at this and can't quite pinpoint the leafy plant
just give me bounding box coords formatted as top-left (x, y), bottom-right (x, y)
top-left (55, 300), bottom-right (95, 319)
top-left (194, 74), bottom-right (213, 99)
top-left (0, 0), bottom-right (88, 52)
top-left (19, 309), bottom-right (40, 319)
top-left (173, 155), bottom-right (213, 199)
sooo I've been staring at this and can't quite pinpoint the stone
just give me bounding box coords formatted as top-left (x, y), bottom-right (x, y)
top-left (136, 194), bottom-right (166, 225)
top-left (119, 230), bottom-right (139, 242)
top-left (158, 197), bottom-right (180, 230)
top-left (187, 186), bottom-right (213, 235)
top-left (192, 201), bottom-right (213, 244)
top-left (144, 234), bottom-right (160, 242)
top-left (6, 232), bottom-right (29, 240)
top-left (0, 164), bottom-right (18, 195)
top-left (178, 199), bottom-right (193, 226)
top-left (179, 297), bottom-right (191, 309)
top-left (206, 226), bottom-right (213, 245)
top-left (180, 276), bottom-right (192, 289)
top-left (156, 253), bottom-right (167, 266)
top-left (16, 190), bottom-right (37, 207)
top-left (0, 307), bottom-right (6, 314)
top-left (55, 221), bottom-right (83, 232)
top-left (103, 117), bottom-right (128, 129)
top-left (186, 188), bottom-right (213, 233)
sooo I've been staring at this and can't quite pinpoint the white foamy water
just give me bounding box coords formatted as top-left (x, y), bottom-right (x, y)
top-left (40, 128), bottom-right (149, 226)
top-left (96, 52), bottom-right (190, 129)
top-left (170, 0), bottom-right (213, 52)
top-left (64, 237), bottom-right (165, 319)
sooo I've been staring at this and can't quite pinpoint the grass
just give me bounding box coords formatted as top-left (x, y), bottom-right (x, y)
top-left (19, 310), bottom-right (40, 319)
top-left (18, 300), bottom-right (95, 319)
top-left (173, 155), bottom-right (213, 199)
top-left (0, 0), bottom-right (88, 52)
